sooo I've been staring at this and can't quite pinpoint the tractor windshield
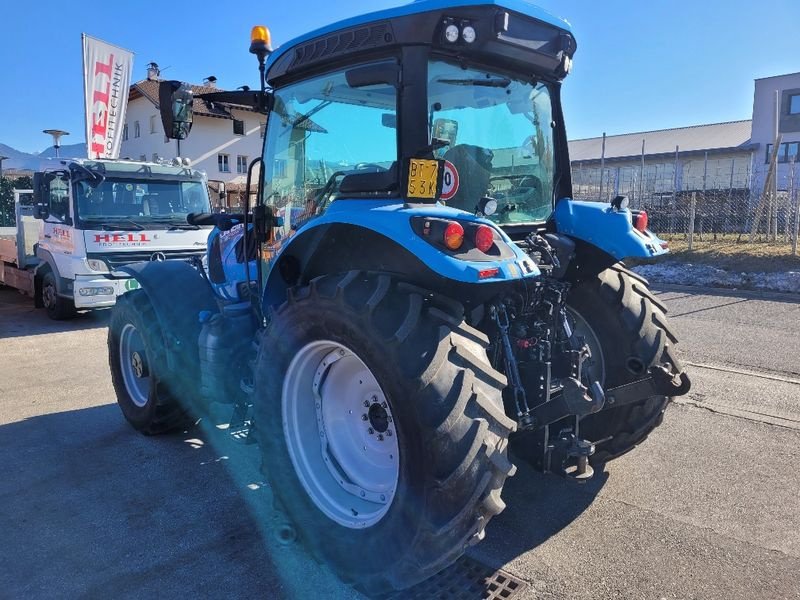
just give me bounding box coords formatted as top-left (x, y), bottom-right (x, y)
top-left (428, 60), bottom-right (555, 223)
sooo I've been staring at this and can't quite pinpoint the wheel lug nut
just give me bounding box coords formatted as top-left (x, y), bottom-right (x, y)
top-left (363, 400), bottom-right (370, 407)
top-left (387, 416), bottom-right (392, 423)
top-left (381, 401), bottom-right (387, 408)
top-left (368, 427), bottom-right (374, 434)
top-left (361, 414), bottom-right (368, 421)
top-left (371, 395), bottom-right (378, 403)
top-left (386, 430), bottom-right (393, 437)
top-left (377, 434), bottom-right (384, 441)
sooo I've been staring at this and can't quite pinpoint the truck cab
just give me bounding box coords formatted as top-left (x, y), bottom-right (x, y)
top-left (27, 158), bottom-right (212, 318)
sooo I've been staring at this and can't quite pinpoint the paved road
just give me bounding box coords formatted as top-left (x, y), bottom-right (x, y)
top-left (1, 285), bottom-right (799, 599)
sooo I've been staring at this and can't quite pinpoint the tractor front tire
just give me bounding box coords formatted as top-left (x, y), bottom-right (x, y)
top-left (567, 264), bottom-right (683, 465)
top-left (254, 272), bottom-right (516, 596)
top-left (108, 290), bottom-right (193, 434)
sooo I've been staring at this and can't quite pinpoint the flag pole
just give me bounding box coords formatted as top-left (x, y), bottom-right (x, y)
top-left (81, 33), bottom-right (90, 159)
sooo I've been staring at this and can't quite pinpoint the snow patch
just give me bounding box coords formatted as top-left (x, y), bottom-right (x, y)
top-left (632, 263), bottom-right (800, 295)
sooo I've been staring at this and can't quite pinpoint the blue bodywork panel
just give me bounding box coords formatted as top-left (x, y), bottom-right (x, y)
top-left (265, 0), bottom-right (572, 77)
top-left (553, 199), bottom-right (668, 260)
top-left (267, 199), bottom-right (539, 284)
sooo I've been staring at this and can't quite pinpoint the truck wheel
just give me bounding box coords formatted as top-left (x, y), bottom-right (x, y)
top-left (41, 271), bottom-right (76, 320)
top-left (108, 290), bottom-right (193, 434)
top-left (254, 272), bottom-right (516, 595)
top-left (567, 264), bottom-right (682, 465)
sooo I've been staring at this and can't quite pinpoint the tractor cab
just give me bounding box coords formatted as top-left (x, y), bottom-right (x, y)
top-left (258, 0), bottom-right (576, 230)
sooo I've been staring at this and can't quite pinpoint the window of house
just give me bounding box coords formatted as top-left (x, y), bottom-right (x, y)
top-left (122, 124), bottom-right (128, 141)
top-left (237, 155), bottom-right (248, 173)
top-left (787, 142), bottom-right (799, 164)
top-left (233, 119), bottom-right (245, 135)
top-left (150, 115), bottom-right (157, 134)
top-left (789, 94), bottom-right (800, 115)
top-left (765, 142), bottom-right (796, 164)
top-left (134, 121), bottom-right (141, 138)
top-left (218, 153), bottom-right (230, 172)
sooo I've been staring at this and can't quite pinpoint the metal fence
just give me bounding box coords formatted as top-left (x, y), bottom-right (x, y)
top-left (572, 153), bottom-right (800, 253)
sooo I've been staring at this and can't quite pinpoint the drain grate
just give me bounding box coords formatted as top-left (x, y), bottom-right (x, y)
top-left (395, 555), bottom-right (528, 599)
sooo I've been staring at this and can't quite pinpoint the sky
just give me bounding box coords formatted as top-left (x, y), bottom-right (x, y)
top-left (0, 0), bottom-right (797, 154)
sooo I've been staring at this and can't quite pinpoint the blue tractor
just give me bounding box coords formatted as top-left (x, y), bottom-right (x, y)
top-left (108, 0), bottom-right (690, 594)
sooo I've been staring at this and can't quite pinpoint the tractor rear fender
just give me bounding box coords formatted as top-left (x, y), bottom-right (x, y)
top-left (262, 201), bottom-right (538, 310)
top-left (120, 261), bottom-right (218, 370)
top-left (553, 199), bottom-right (668, 262)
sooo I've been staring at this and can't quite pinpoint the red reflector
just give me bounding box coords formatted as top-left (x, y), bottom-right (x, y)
top-left (443, 221), bottom-right (464, 250)
top-left (660, 241), bottom-right (669, 249)
top-left (478, 267), bottom-right (499, 279)
top-left (634, 211), bottom-right (649, 232)
top-left (474, 225), bottom-right (494, 253)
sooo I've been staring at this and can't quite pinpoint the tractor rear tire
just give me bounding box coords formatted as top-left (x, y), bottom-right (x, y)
top-left (567, 264), bottom-right (683, 465)
top-left (108, 290), bottom-right (194, 434)
top-left (254, 272), bottom-right (516, 596)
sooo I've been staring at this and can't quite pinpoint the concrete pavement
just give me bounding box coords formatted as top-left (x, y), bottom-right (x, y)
top-left (1, 285), bottom-right (799, 599)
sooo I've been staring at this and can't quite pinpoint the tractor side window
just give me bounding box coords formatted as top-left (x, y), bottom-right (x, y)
top-left (47, 177), bottom-right (70, 222)
top-left (262, 63), bottom-right (398, 238)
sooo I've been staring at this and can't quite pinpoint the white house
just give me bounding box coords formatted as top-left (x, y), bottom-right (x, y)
top-left (120, 66), bottom-right (265, 209)
top-left (749, 71), bottom-right (800, 192)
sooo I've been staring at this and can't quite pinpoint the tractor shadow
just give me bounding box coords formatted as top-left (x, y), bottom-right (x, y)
top-left (0, 404), bottom-right (359, 599)
top-left (470, 453), bottom-right (608, 568)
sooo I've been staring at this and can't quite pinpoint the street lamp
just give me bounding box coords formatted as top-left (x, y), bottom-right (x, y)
top-left (0, 155), bottom-right (8, 178)
top-left (43, 129), bottom-right (69, 158)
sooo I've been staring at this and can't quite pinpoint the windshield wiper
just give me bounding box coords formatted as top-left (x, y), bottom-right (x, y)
top-left (167, 223), bottom-right (200, 230)
top-left (438, 77), bottom-right (511, 88)
top-left (83, 218), bottom-right (144, 231)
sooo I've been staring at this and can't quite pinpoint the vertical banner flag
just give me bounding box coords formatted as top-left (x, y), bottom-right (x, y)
top-left (82, 34), bottom-right (134, 159)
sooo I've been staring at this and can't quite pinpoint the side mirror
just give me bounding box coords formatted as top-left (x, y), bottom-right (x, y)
top-left (159, 80), bottom-right (194, 140)
top-left (32, 172), bottom-right (50, 220)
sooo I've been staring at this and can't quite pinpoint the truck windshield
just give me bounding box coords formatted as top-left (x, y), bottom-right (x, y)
top-left (428, 60), bottom-right (555, 223)
top-left (74, 178), bottom-right (211, 228)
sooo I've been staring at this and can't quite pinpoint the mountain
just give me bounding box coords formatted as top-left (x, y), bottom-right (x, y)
top-left (0, 142), bottom-right (86, 172)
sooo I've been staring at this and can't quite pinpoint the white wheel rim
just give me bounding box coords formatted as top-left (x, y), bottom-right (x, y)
top-left (282, 340), bottom-right (399, 529)
top-left (567, 307), bottom-right (606, 385)
top-left (119, 323), bottom-right (151, 408)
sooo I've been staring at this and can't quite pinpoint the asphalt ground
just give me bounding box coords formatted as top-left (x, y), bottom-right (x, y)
top-left (1, 284), bottom-right (799, 599)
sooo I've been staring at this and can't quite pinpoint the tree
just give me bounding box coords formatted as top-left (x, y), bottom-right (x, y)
top-left (0, 175), bottom-right (35, 226)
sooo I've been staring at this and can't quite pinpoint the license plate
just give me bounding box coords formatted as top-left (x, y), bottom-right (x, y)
top-left (407, 159), bottom-right (439, 199)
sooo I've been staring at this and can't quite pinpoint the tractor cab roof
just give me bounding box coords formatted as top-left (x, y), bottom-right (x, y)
top-left (265, 0), bottom-right (576, 84)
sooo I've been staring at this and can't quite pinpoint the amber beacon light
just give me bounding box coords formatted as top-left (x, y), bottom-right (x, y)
top-left (250, 25), bottom-right (273, 56)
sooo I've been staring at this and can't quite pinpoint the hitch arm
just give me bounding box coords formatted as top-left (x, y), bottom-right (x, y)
top-left (605, 365), bottom-right (692, 408)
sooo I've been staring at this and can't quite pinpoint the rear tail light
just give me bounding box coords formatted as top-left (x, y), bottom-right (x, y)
top-left (443, 221), bottom-right (464, 250)
top-left (633, 211), bottom-right (649, 232)
top-left (474, 225), bottom-right (494, 253)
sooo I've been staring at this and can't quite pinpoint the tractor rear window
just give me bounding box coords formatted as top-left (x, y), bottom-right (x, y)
top-left (262, 62), bottom-right (398, 235)
top-left (427, 60), bottom-right (555, 224)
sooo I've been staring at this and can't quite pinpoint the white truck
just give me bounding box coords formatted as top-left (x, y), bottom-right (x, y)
top-left (0, 158), bottom-right (213, 319)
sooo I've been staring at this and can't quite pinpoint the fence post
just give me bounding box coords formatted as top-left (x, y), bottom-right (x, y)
top-left (639, 139), bottom-right (646, 209)
top-left (791, 158), bottom-right (798, 256)
top-left (599, 132), bottom-right (606, 201)
top-left (669, 145), bottom-right (679, 235)
top-left (688, 191), bottom-right (697, 250)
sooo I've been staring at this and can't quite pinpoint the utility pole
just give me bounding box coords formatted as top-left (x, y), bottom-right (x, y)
top-left (599, 132), bottom-right (606, 201)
